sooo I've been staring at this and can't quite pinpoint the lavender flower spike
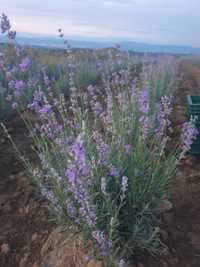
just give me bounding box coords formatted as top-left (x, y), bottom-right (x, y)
top-left (19, 57), bottom-right (31, 72)
top-left (0, 13), bottom-right (11, 33)
top-left (101, 177), bottom-right (107, 195)
top-left (138, 89), bottom-right (150, 139)
top-left (121, 176), bottom-right (128, 201)
top-left (180, 117), bottom-right (198, 159)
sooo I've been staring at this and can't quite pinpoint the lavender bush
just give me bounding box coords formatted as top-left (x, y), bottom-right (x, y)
top-left (0, 15), bottom-right (52, 119)
top-left (19, 67), bottom-right (197, 266)
top-left (1, 13), bottom-right (197, 267)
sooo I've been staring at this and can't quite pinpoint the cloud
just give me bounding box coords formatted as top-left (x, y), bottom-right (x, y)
top-left (1, 0), bottom-right (200, 46)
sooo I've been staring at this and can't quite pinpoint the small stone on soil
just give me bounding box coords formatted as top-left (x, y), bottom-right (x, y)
top-left (0, 243), bottom-right (9, 254)
top-left (160, 260), bottom-right (168, 267)
top-left (31, 233), bottom-right (38, 242)
top-left (167, 257), bottom-right (179, 265)
top-left (157, 200), bottom-right (173, 213)
top-left (19, 253), bottom-right (30, 267)
top-left (18, 171), bottom-right (25, 177)
top-left (9, 174), bottom-right (15, 180)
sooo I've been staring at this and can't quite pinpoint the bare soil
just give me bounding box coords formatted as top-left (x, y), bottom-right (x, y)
top-left (0, 115), bottom-right (53, 267)
top-left (139, 60), bottom-right (200, 267)
top-left (1, 60), bottom-right (200, 267)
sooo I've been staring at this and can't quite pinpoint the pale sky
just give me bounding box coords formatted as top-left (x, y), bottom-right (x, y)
top-left (0, 0), bottom-right (199, 46)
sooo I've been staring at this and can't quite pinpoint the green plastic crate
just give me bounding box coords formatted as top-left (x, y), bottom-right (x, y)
top-left (187, 95), bottom-right (200, 154)
top-left (187, 96), bottom-right (200, 121)
top-left (187, 95), bottom-right (200, 110)
top-left (190, 143), bottom-right (200, 154)
top-left (187, 95), bottom-right (200, 122)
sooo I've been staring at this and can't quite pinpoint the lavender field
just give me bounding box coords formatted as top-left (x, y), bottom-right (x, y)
top-left (0, 8), bottom-right (200, 267)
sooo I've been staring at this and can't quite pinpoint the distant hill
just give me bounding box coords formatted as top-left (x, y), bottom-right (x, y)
top-left (1, 35), bottom-right (200, 55)
top-left (119, 41), bottom-right (200, 54)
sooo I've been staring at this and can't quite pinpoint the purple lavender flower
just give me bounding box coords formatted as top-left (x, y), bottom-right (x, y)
top-left (42, 67), bottom-right (50, 86)
top-left (66, 135), bottom-right (97, 227)
top-left (6, 94), bottom-right (12, 102)
top-left (180, 119), bottom-right (198, 159)
top-left (12, 102), bottom-right (18, 109)
top-left (93, 101), bottom-right (103, 116)
top-left (139, 115), bottom-right (149, 140)
top-left (28, 78), bottom-right (38, 87)
top-left (99, 142), bottom-right (110, 164)
top-left (7, 30), bottom-right (16, 39)
top-left (0, 53), bottom-right (5, 69)
top-left (138, 89), bottom-right (149, 114)
top-left (123, 144), bottom-right (132, 154)
top-left (92, 230), bottom-right (112, 256)
top-left (93, 131), bottom-right (111, 165)
top-left (6, 71), bottom-right (12, 79)
top-left (14, 45), bottom-right (21, 56)
top-left (0, 59), bottom-right (4, 69)
top-left (0, 13), bottom-right (11, 33)
top-left (19, 57), bottom-right (31, 72)
top-left (86, 86), bottom-right (104, 116)
top-left (117, 92), bottom-right (127, 112)
top-left (156, 96), bottom-right (172, 139)
top-left (40, 186), bottom-right (62, 213)
top-left (87, 85), bottom-right (94, 94)
top-left (138, 89), bottom-right (150, 139)
top-left (106, 92), bottom-right (113, 124)
top-left (101, 177), bottom-right (107, 195)
top-left (66, 200), bottom-right (77, 219)
top-left (121, 176), bottom-right (128, 201)
top-left (28, 92), bottom-right (63, 139)
top-left (28, 89), bottom-right (45, 110)
top-left (39, 104), bottom-right (52, 116)
top-left (109, 165), bottom-right (120, 177)
top-left (70, 135), bottom-right (90, 176)
top-left (40, 120), bottom-right (63, 140)
top-left (14, 80), bottom-right (24, 97)
top-left (8, 80), bottom-right (15, 89)
top-left (131, 81), bottom-right (138, 98)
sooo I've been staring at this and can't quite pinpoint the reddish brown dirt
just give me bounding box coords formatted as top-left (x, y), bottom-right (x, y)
top-left (144, 61), bottom-right (200, 267)
top-left (0, 115), bottom-right (53, 267)
top-left (1, 60), bottom-right (200, 267)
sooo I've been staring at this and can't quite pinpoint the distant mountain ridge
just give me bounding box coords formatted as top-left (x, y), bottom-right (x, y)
top-left (1, 35), bottom-right (200, 54)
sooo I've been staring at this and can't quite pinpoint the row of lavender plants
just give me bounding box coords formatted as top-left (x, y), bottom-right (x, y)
top-left (1, 13), bottom-right (197, 267)
top-left (0, 13), bottom-right (149, 121)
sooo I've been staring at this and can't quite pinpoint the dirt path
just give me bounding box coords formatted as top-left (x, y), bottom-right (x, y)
top-left (145, 60), bottom-right (200, 267)
top-left (1, 60), bottom-right (200, 267)
top-left (164, 60), bottom-right (200, 267)
top-left (0, 115), bottom-right (53, 267)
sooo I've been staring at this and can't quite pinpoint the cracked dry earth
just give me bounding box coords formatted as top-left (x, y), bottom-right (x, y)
top-left (1, 59), bottom-right (200, 267)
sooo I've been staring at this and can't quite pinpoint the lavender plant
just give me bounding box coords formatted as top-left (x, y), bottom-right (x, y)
top-left (18, 67), bottom-right (196, 267)
top-left (0, 16), bottom-right (52, 119)
top-left (1, 13), bottom-right (195, 267)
